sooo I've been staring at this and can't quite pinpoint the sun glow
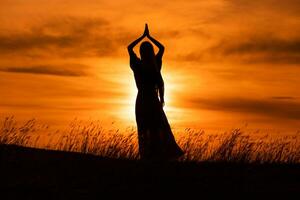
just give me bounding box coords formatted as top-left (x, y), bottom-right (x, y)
top-left (119, 72), bottom-right (137, 125)
top-left (116, 62), bottom-right (181, 127)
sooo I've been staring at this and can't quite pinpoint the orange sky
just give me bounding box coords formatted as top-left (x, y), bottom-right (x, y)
top-left (0, 0), bottom-right (300, 133)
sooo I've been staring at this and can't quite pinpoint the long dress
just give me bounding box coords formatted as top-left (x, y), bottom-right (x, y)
top-left (129, 51), bottom-right (184, 160)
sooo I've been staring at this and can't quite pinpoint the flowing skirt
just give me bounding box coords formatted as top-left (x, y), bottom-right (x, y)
top-left (135, 90), bottom-right (184, 160)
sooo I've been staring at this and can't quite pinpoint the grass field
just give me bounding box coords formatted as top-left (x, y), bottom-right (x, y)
top-left (1, 117), bottom-right (299, 164)
top-left (1, 117), bottom-right (300, 199)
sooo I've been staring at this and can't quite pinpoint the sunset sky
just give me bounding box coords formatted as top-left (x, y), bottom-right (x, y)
top-left (0, 0), bottom-right (300, 133)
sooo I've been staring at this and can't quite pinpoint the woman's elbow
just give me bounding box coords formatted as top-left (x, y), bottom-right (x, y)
top-left (127, 46), bottom-right (134, 54)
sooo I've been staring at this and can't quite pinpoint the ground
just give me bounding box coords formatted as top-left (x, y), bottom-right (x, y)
top-left (0, 144), bottom-right (299, 199)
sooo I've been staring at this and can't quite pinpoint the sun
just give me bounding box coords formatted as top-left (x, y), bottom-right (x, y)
top-left (118, 65), bottom-right (177, 126)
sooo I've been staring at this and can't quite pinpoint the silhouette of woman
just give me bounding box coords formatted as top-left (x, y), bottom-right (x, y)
top-left (127, 24), bottom-right (184, 160)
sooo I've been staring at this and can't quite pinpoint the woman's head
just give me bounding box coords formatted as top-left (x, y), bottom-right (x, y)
top-left (140, 41), bottom-right (155, 61)
top-left (139, 41), bottom-right (163, 87)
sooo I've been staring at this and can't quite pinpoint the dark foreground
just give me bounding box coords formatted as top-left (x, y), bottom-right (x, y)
top-left (0, 145), bottom-right (299, 199)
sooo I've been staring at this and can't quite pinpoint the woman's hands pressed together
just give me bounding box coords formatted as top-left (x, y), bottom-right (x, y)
top-left (143, 23), bottom-right (150, 37)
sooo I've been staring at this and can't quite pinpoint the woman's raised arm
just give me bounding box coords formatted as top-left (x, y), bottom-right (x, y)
top-left (147, 25), bottom-right (165, 58)
top-left (127, 32), bottom-right (146, 55)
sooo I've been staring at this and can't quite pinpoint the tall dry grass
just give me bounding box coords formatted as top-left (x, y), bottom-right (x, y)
top-left (1, 116), bottom-right (299, 163)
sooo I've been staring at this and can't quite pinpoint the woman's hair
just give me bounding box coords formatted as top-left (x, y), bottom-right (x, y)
top-left (140, 41), bottom-right (163, 88)
top-left (140, 41), bottom-right (155, 62)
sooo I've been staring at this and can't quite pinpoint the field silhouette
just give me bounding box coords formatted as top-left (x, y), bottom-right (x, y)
top-left (1, 117), bottom-right (300, 199)
top-left (1, 117), bottom-right (299, 163)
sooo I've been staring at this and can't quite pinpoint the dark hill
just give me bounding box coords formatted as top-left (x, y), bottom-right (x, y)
top-left (0, 145), bottom-right (299, 199)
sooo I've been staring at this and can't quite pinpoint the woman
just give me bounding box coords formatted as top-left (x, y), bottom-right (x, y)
top-left (127, 24), bottom-right (184, 160)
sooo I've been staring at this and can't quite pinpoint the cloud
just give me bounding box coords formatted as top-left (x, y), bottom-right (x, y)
top-left (0, 17), bottom-right (132, 58)
top-left (187, 97), bottom-right (300, 120)
top-left (210, 36), bottom-right (300, 64)
top-left (175, 36), bottom-right (300, 64)
top-left (271, 96), bottom-right (297, 100)
top-left (0, 16), bottom-right (193, 60)
top-left (175, 52), bottom-right (205, 63)
top-left (212, 35), bottom-right (300, 55)
top-left (0, 64), bottom-right (87, 77)
top-left (227, 0), bottom-right (300, 14)
top-left (216, 37), bottom-right (300, 55)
